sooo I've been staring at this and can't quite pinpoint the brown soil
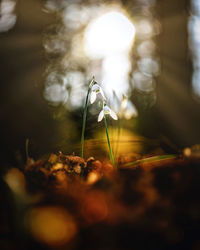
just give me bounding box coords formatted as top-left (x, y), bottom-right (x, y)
top-left (1, 152), bottom-right (200, 250)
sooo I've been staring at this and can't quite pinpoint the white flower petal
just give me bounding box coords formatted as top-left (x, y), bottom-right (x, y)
top-left (110, 110), bottom-right (118, 120)
top-left (100, 88), bottom-right (106, 100)
top-left (91, 83), bottom-right (100, 92)
top-left (98, 110), bottom-right (104, 122)
top-left (124, 102), bottom-right (138, 119)
top-left (130, 103), bottom-right (138, 117)
top-left (91, 84), bottom-right (96, 91)
top-left (121, 96), bottom-right (128, 109)
top-left (103, 105), bottom-right (110, 112)
top-left (90, 91), bottom-right (97, 104)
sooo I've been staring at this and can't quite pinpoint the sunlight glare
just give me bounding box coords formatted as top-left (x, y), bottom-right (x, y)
top-left (102, 53), bottom-right (131, 96)
top-left (84, 11), bottom-right (135, 58)
top-left (84, 10), bottom-right (135, 98)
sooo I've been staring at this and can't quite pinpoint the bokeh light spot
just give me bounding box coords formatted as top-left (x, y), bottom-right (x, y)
top-left (84, 11), bottom-right (135, 58)
top-left (27, 206), bottom-right (77, 247)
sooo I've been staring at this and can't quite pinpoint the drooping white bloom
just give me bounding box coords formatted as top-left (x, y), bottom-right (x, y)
top-left (119, 95), bottom-right (138, 120)
top-left (90, 83), bottom-right (106, 104)
top-left (124, 101), bottom-right (138, 119)
top-left (121, 95), bottom-right (128, 110)
top-left (98, 104), bottom-right (118, 122)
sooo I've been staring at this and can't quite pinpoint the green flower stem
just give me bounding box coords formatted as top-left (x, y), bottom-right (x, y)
top-left (81, 76), bottom-right (94, 158)
top-left (104, 115), bottom-right (115, 166)
top-left (114, 118), bottom-right (122, 162)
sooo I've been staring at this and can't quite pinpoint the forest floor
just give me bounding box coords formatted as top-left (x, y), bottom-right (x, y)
top-left (1, 149), bottom-right (200, 250)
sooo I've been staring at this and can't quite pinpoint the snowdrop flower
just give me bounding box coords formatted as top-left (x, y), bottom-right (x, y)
top-left (119, 95), bottom-right (138, 120)
top-left (121, 95), bottom-right (128, 110)
top-left (90, 82), bottom-right (106, 104)
top-left (98, 103), bottom-right (118, 122)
